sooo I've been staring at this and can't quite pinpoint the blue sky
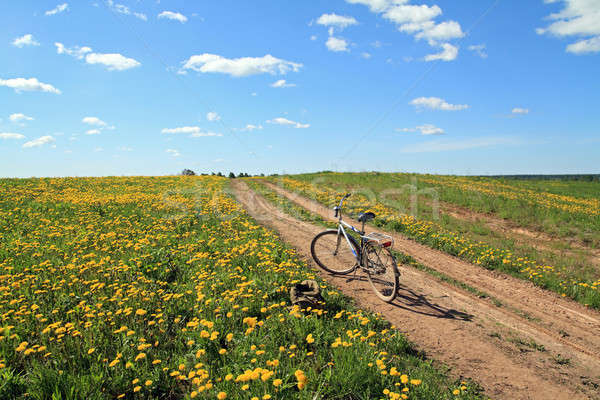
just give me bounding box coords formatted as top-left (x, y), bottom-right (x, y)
top-left (1, 0), bottom-right (599, 177)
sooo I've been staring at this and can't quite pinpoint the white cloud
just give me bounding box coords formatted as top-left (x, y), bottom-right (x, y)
top-left (94, 147), bottom-right (103, 152)
top-left (206, 112), bottom-right (220, 122)
top-left (55, 42), bottom-right (92, 59)
top-left (410, 96), bottom-right (469, 111)
top-left (23, 135), bottom-right (55, 148)
top-left (180, 54), bottom-right (302, 77)
top-left (56, 43), bottom-right (140, 71)
top-left (45, 3), bottom-right (68, 16)
top-left (468, 44), bottom-right (488, 58)
top-left (326, 36), bottom-right (349, 52)
top-left (166, 149), bottom-right (181, 157)
top-left (512, 107), bottom-right (529, 115)
top-left (12, 34), bottom-right (40, 48)
top-left (243, 124), bottom-right (263, 131)
top-left (398, 124), bottom-right (445, 135)
top-left (310, 35), bottom-right (318, 41)
top-left (346, 0), bottom-right (464, 59)
top-left (9, 113), bottom-right (34, 123)
top-left (400, 137), bottom-right (520, 153)
top-left (316, 13), bottom-right (358, 30)
top-left (361, 52), bottom-right (372, 58)
top-left (117, 146), bottom-right (133, 151)
top-left (85, 53), bottom-right (141, 71)
top-left (566, 36), bottom-right (600, 54)
top-left (270, 79), bottom-right (296, 88)
top-left (414, 21), bottom-right (464, 42)
top-left (267, 117), bottom-right (310, 129)
top-left (0, 77), bottom-right (61, 94)
top-left (82, 117), bottom-right (107, 126)
top-left (158, 11), bottom-right (188, 23)
top-left (424, 43), bottom-right (458, 61)
top-left (161, 126), bottom-right (222, 137)
top-left (0, 133), bottom-right (26, 140)
top-left (537, 0), bottom-right (600, 54)
top-left (162, 126), bottom-right (202, 134)
top-left (86, 129), bottom-right (101, 135)
top-left (107, 1), bottom-right (147, 21)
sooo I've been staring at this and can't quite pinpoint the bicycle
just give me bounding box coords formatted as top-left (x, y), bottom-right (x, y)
top-left (310, 193), bottom-right (400, 302)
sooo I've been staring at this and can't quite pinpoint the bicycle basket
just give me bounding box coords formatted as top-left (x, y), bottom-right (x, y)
top-left (364, 232), bottom-right (394, 248)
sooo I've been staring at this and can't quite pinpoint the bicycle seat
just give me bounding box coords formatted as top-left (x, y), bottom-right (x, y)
top-left (357, 212), bottom-right (376, 222)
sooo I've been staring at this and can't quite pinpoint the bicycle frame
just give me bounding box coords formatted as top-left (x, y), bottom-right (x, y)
top-left (333, 193), bottom-right (365, 262)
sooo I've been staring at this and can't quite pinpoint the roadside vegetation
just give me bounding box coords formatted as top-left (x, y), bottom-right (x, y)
top-left (0, 176), bottom-right (480, 399)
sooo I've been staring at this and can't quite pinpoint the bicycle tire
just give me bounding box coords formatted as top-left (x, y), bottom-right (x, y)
top-left (363, 242), bottom-right (399, 302)
top-left (311, 230), bottom-right (360, 275)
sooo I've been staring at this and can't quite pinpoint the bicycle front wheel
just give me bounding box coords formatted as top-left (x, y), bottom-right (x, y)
top-left (311, 230), bottom-right (359, 274)
top-left (363, 242), bottom-right (399, 302)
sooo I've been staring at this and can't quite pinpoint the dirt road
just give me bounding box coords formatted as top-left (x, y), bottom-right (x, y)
top-left (231, 180), bottom-right (600, 400)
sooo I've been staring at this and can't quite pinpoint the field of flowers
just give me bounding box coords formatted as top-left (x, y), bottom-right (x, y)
top-left (269, 176), bottom-right (600, 309)
top-left (0, 176), bottom-right (477, 399)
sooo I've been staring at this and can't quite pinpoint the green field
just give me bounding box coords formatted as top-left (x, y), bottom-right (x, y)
top-left (0, 176), bottom-right (479, 399)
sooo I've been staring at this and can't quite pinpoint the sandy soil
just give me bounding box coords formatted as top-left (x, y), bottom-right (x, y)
top-left (231, 180), bottom-right (600, 400)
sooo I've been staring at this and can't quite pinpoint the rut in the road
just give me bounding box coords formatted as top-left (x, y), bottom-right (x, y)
top-left (231, 180), bottom-right (600, 400)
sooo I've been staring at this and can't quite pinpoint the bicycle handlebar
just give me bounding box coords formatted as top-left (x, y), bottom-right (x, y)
top-left (334, 193), bottom-right (352, 218)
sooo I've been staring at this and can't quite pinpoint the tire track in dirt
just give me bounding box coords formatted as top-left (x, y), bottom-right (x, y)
top-left (233, 180), bottom-right (600, 400)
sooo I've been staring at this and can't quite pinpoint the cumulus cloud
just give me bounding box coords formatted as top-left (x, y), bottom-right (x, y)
top-left (512, 107), bottom-right (529, 115)
top-left (270, 79), bottom-right (296, 88)
top-left (55, 42), bottom-right (92, 59)
top-left (85, 53), bottom-right (141, 71)
top-left (23, 135), bottom-right (55, 148)
top-left (316, 13), bottom-right (358, 31)
top-left (158, 11), bottom-right (188, 23)
top-left (468, 44), bottom-right (488, 58)
top-left (0, 133), bottom-right (26, 140)
top-left (267, 117), bottom-right (310, 129)
top-left (206, 112), bottom-right (221, 122)
top-left (180, 54), bottom-right (302, 77)
top-left (346, 0), bottom-right (464, 60)
top-left (410, 96), bottom-right (469, 111)
top-left (566, 36), bottom-right (600, 54)
top-left (326, 36), bottom-right (349, 52)
top-left (107, 1), bottom-right (147, 21)
top-left (12, 34), bottom-right (40, 48)
top-left (398, 124), bottom-right (445, 135)
top-left (86, 129), bottom-right (101, 135)
top-left (537, 0), bottom-right (600, 54)
top-left (45, 3), bottom-right (68, 16)
top-left (0, 77), bottom-right (61, 94)
top-left (9, 113), bottom-right (34, 123)
top-left (242, 124), bottom-right (263, 131)
top-left (424, 43), bottom-right (458, 61)
top-left (56, 42), bottom-right (141, 70)
top-left (82, 117), bottom-right (107, 126)
top-left (166, 149), bottom-right (181, 157)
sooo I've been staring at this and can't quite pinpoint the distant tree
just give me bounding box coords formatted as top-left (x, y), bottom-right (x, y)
top-left (260, 173), bottom-right (265, 177)
top-left (217, 172), bottom-right (223, 177)
top-left (211, 172), bottom-right (215, 176)
top-left (228, 172), bottom-right (236, 178)
top-left (181, 169), bottom-right (196, 176)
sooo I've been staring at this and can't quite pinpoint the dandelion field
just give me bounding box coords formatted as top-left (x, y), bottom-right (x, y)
top-left (0, 176), bottom-right (478, 399)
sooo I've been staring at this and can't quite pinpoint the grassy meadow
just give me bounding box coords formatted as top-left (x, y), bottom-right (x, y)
top-left (0, 176), bottom-right (479, 399)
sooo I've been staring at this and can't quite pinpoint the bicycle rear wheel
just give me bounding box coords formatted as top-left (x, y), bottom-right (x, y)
top-left (311, 230), bottom-right (359, 274)
top-left (363, 242), bottom-right (399, 302)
